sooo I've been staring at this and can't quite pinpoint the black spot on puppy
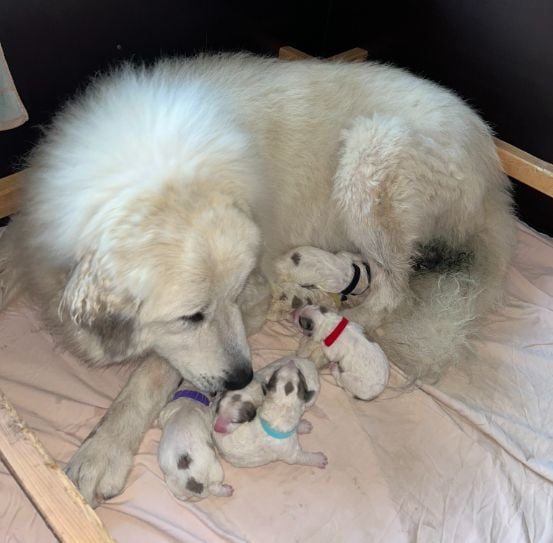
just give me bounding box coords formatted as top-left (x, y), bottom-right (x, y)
top-left (177, 453), bottom-right (192, 470)
top-left (319, 306), bottom-right (329, 314)
top-left (306, 297), bottom-right (313, 305)
top-left (279, 293), bottom-right (288, 301)
top-left (265, 370), bottom-right (279, 393)
top-left (292, 295), bottom-right (303, 309)
top-left (297, 370), bottom-right (316, 404)
top-left (284, 381), bottom-right (294, 395)
top-left (238, 401), bottom-right (257, 422)
top-left (291, 252), bottom-right (301, 265)
top-left (298, 316), bottom-right (314, 333)
top-left (232, 393), bottom-right (242, 402)
top-left (186, 477), bottom-right (204, 495)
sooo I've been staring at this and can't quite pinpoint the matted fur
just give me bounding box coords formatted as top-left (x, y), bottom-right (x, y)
top-left (0, 53), bottom-right (515, 505)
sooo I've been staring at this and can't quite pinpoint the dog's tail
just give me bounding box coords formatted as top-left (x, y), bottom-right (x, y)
top-left (0, 221), bottom-right (23, 310)
top-left (373, 189), bottom-right (516, 383)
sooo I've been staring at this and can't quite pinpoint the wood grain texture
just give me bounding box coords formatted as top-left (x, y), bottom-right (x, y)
top-left (0, 390), bottom-right (116, 543)
top-left (0, 170), bottom-right (23, 218)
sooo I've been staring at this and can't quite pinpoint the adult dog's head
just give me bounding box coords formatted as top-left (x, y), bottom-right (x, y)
top-left (59, 181), bottom-right (261, 393)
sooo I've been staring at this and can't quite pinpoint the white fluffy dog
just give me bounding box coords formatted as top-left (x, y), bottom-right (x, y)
top-left (268, 247), bottom-right (372, 320)
top-left (295, 306), bottom-right (390, 400)
top-left (157, 385), bottom-right (233, 501)
top-left (213, 356), bottom-right (320, 434)
top-left (0, 53), bottom-right (515, 505)
top-left (213, 361), bottom-right (326, 469)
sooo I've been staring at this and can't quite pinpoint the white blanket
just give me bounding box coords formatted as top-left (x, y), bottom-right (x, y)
top-left (1, 221), bottom-right (552, 542)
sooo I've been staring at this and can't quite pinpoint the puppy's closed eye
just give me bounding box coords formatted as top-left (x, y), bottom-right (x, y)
top-left (181, 312), bottom-right (204, 323)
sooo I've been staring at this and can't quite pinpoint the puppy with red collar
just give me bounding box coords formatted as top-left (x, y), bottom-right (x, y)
top-left (157, 383), bottom-right (233, 501)
top-left (294, 305), bottom-right (389, 401)
top-left (213, 361), bottom-right (327, 469)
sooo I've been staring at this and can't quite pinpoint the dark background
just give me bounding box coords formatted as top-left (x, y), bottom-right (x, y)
top-left (1, 0), bottom-right (551, 234)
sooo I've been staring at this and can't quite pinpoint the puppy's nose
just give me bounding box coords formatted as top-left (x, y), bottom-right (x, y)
top-left (224, 366), bottom-right (253, 390)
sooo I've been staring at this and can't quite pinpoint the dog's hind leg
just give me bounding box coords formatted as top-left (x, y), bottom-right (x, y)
top-left (332, 115), bottom-right (455, 330)
top-left (288, 449), bottom-right (328, 469)
top-left (65, 354), bottom-right (180, 507)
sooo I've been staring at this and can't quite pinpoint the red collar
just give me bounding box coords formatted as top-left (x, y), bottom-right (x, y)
top-left (323, 317), bottom-right (349, 347)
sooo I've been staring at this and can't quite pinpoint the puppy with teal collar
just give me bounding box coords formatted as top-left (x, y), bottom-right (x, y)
top-left (157, 383), bottom-right (233, 501)
top-left (213, 361), bottom-right (327, 469)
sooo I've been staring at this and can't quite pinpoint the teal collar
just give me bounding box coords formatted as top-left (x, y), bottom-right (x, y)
top-left (259, 417), bottom-right (296, 439)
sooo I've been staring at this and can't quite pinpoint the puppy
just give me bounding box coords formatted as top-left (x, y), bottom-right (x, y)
top-left (213, 356), bottom-right (321, 434)
top-left (268, 247), bottom-right (373, 320)
top-left (157, 384), bottom-right (233, 501)
top-left (213, 361), bottom-right (327, 469)
top-left (294, 305), bottom-right (389, 401)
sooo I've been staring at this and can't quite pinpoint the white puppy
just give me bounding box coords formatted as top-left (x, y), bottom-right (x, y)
top-left (213, 361), bottom-right (327, 469)
top-left (268, 248), bottom-right (373, 320)
top-left (157, 384), bottom-right (233, 501)
top-left (213, 356), bottom-right (320, 434)
top-left (295, 306), bottom-right (389, 401)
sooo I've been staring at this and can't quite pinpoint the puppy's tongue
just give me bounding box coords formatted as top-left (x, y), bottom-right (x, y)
top-left (213, 416), bottom-right (231, 434)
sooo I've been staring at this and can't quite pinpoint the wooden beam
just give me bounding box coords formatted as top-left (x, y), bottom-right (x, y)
top-left (494, 137), bottom-right (553, 198)
top-left (328, 47), bottom-right (369, 63)
top-left (277, 46), bottom-right (312, 61)
top-left (0, 170), bottom-right (23, 218)
top-left (0, 390), bottom-right (117, 543)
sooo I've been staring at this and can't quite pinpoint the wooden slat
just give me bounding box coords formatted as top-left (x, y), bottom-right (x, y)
top-left (0, 390), bottom-right (116, 543)
top-left (0, 170), bottom-right (24, 218)
top-left (494, 137), bottom-right (553, 198)
top-left (328, 47), bottom-right (368, 63)
top-left (278, 46), bottom-right (312, 61)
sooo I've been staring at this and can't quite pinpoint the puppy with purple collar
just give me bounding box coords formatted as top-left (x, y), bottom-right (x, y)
top-left (157, 383), bottom-right (233, 501)
top-left (294, 305), bottom-right (390, 401)
top-left (213, 361), bottom-right (327, 469)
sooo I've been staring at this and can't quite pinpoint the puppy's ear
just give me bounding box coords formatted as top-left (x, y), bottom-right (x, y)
top-left (263, 370), bottom-right (279, 395)
top-left (60, 252), bottom-right (140, 359)
top-left (297, 369), bottom-right (316, 404)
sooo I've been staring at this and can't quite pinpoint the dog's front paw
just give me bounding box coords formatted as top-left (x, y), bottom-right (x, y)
top-left (297, 419), bottom-right (313, 434)
top-left (65, 433), bottom-right (133, 508)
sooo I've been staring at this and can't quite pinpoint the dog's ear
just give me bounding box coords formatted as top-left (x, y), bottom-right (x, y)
top-left (262, 369), bottom-right (279, 395)
top-left (297, 369), bottom-right (316, 404)
top-left (60, 252), bottom-right (140, 359)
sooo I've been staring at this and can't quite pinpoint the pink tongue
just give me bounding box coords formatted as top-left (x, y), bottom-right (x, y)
top-left (213, 416), bottom-right (231, 433)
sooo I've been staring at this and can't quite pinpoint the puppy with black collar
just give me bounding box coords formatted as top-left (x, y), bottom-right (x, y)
top-left (268, 247), bottom-right (373, 320)
top-left (213, 356), bottom-right (320, 435)
top-left (213, 361), bottom-right (327, 469)
top-left (157, 383), bottom-right (233, 501)
top-left (294, 305), bottom-right (389, 401)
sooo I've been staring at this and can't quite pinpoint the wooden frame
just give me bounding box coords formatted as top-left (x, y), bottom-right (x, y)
top-left (0, 45), bottom-right (551, 543)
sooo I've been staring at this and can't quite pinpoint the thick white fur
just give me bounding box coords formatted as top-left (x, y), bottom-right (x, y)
top-left (295, 306), bottom-right (389, 400)
top-left (0, 53), bottom-right (515, 504)
top-left (214, 356), bottom-right (320, 434)
top-left (157, 387), bottom-right (232, 501)
top-left (213, 362), bottom-right (326, 469)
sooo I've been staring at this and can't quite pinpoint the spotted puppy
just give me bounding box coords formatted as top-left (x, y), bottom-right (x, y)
top-left (294, 305), bottom-right (390, 401)
top-left (213, 361), bottom-right (327, 469)
top-left (213, 356), bottom-right (320, 434)
top-left (268, 247), bottom-right (373, 320)
top-left (157, 384), bottom-right (233, 501)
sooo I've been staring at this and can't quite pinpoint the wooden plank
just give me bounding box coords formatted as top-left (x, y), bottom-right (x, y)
top-left (0, 170), bottom-right (24, 218)
top-left (328, 47), bottom-right (368, 62)
top-left (0, 389), bottom-right (116, 543)
top-left (494, 137), bottom-right (553, 198)
top-left (278, 46), bottom-right (312, 61)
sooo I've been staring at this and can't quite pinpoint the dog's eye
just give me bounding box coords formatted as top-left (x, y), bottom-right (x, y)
top-left (181, 312), bottom-right (204, 323)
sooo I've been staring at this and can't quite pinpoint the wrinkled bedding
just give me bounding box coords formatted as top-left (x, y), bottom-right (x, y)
top-left (1, 221), bottom-right (552, 543)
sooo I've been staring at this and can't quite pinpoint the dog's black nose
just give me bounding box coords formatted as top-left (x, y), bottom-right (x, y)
top-left (224, 366), bottom-right (253, 390)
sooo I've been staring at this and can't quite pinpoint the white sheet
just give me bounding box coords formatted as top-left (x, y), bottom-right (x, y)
top-left (1, 221), bottom-right (552, 542)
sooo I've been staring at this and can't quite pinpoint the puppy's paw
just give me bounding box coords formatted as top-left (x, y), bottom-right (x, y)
top-left (211, 483), bottom-right (234, 497)
top-left (65, 433), bottom-right (133, 508)
top-left (297, 419), bottom-right (313, 434)
top-left (312, 452), bottom-right (328, 469)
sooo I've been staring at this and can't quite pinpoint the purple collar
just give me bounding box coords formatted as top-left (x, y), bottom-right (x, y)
top-left (173, 389), bottom-right (211, 406)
